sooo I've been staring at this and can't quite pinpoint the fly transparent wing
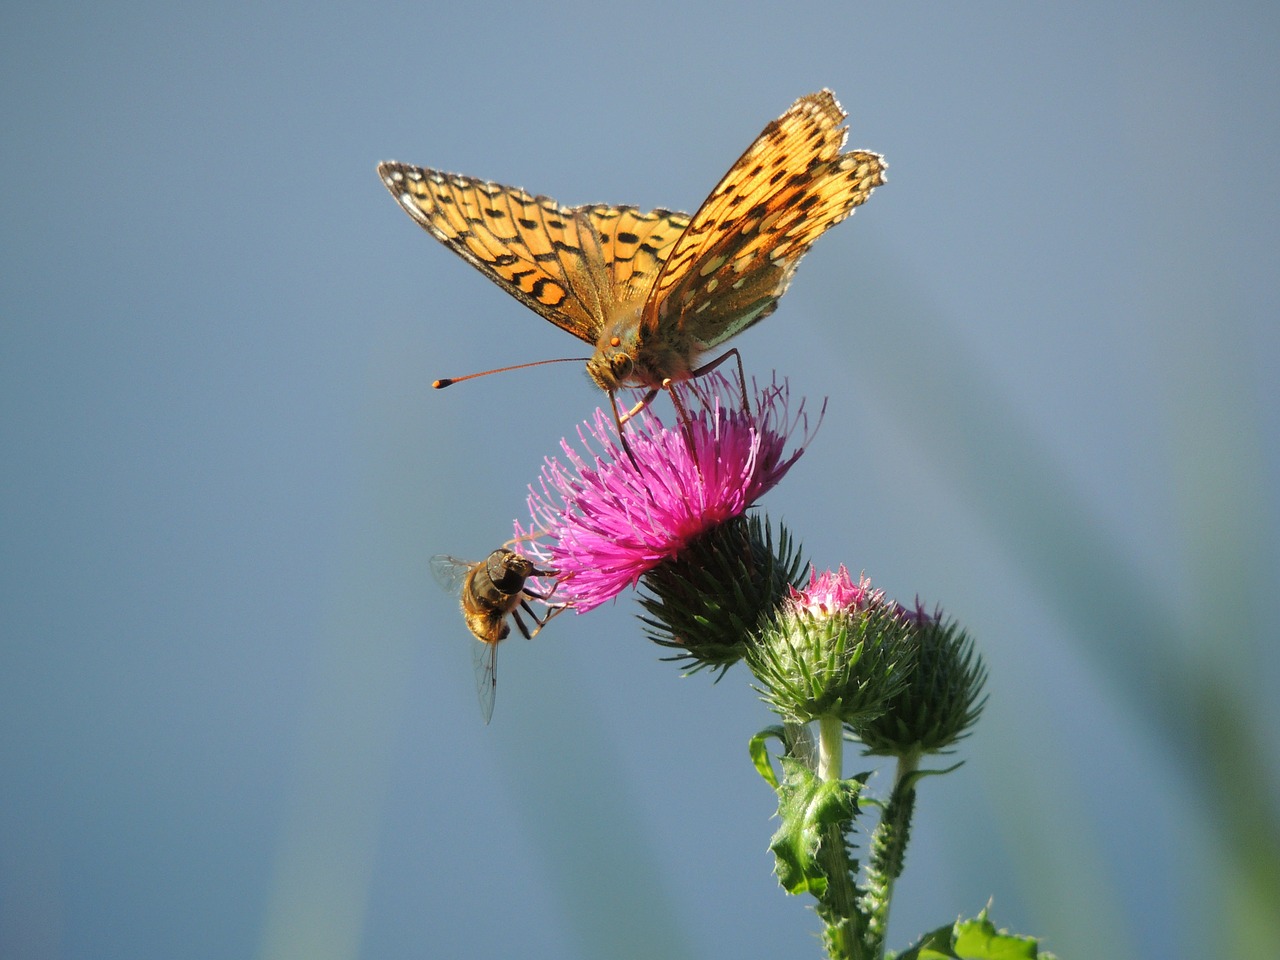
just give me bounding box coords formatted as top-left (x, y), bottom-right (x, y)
top-left (472, 639), bottom-right (498, 724)
top-left (430, 554), bottom-right (472, 595)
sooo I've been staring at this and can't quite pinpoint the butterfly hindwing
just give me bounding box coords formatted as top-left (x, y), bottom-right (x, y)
top-left (581, 205), bottom-right (693, 307)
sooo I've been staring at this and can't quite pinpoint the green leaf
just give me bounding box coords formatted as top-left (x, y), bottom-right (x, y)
top-left (768, 757), bottom-right (859, 896)
top-left (893, 922), bottom-right (960, 959)
top-left (894, 911), bottom-right (1050, 960)
top-left (748, 725), bottom-right (788, 789)
top-left (952, 914), bottom-right (1041, 959)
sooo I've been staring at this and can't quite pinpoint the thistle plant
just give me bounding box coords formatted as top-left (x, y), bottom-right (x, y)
top-left (504, 373), bottom-right (1050, 960)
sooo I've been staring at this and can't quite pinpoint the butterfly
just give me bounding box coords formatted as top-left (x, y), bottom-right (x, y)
top-left (431, 548), bottom-right (562, 724)
top-left (378, 89), bottom-right (884, 419)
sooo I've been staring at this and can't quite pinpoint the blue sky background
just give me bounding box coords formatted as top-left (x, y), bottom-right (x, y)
top-left (3, 3), bottom-right (1278, 959)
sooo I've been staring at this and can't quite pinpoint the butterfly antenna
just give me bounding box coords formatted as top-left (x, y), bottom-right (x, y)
top-left (433, 356), bottom-right (588, 389)
top-left (662, 380), bottom-right (703, 469)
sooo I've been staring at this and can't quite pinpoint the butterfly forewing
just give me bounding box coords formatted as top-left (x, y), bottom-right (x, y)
top-left (378, 163), bottom-right (609, 344)
top-left (640, 90), bottom-right (885, 349)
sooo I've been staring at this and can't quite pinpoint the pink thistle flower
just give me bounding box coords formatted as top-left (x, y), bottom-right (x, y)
top-left (788, 565), bottom-right (884, 617)
top-left (516, 373), bottom-right (822, 612)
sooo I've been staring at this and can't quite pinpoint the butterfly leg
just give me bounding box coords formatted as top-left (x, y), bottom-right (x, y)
top-left (609, 391), bottom-right (644, 469)
top-left (662, 379), bottom-right (702, 461)
top-left (617, 388), bottom-right (660, 426)
top-left (690, 347), bottom-right (752, 415)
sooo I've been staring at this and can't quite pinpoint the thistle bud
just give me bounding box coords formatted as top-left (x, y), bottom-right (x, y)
top-left (747, 567), bottom-right (916, 725)
top-left (852, 602), bottom-right (988, 756)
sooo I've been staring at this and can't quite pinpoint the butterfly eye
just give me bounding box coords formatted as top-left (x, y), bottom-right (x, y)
top-left (611, 353), bottom-right (633, 378)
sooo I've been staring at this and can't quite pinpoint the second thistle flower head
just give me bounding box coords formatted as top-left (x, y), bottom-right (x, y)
top-left (748, 566), bottom-right (917, 725)
top-left (516, 373), bottom-right (817, 669)
top-left (852, 601), bottom-right (989, 756)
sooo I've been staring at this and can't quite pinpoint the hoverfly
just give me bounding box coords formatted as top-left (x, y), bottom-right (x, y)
top-left (431, 548), bottom-right (563, 723)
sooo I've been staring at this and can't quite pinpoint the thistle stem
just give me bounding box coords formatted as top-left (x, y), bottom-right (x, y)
top-left (863, 750), bottom-right (921, 959)
top-left (815, 715), bottom-right (866, 960)
top-left (817, 714), bottom-right (843, 781)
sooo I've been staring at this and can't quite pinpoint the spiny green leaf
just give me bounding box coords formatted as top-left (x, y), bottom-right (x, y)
top-left (894, 922), bottom-right (958, 959)
top-left (768, 758), bottom-right (860, 896)
top-left (894, 910), bottom-right (1052, 960)
top-left (952, 914), bottom-right (1042, 959)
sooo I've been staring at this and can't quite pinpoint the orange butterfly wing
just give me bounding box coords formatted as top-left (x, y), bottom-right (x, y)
top-left (378, 163), bottom-right (612, 344)
top-left (641, 90), bottom-right (885, 349)
top-left (378, 163), bottom-right (691, 347)
top-left (581, 205), bottom-right (692, 309)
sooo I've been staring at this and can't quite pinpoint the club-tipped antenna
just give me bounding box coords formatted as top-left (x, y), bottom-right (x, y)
top-left (433, 356), bottom-right (588, 389)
